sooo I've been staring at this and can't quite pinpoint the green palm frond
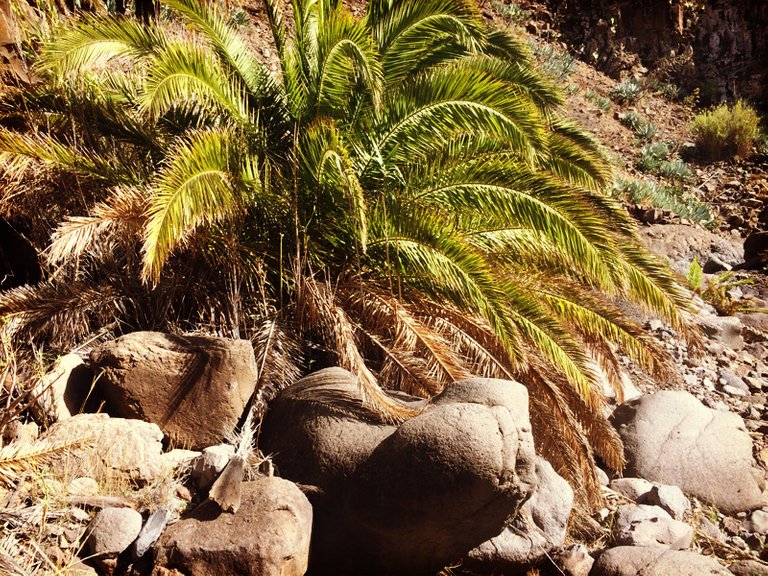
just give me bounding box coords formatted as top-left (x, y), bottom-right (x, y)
top-left (370, 0), bottom-right (484, 86)
top-left (140, 39), bottom-right (249, 122)
top-left (372, 65), bottom-right (545, 167)
top-left (142, 128), bottom-right (244, 282)
top-left (37, 15), bottom-right (167, 76)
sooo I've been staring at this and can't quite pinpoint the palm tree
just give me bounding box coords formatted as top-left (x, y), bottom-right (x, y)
top-left (0, 0), bottom-right (692, 508)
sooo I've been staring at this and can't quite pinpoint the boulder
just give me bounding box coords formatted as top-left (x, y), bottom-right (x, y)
top-left (555, 544), bottom-right (594, 576)
top-left (156, 477), bottom-right (311, 576)
top-left (44, 413), bottom-right (163, 484)
top-left (260, 369), bottom-right (538, 576)
top-left (699, 313), bottom-right (746, 351)
top-left (743, 231), bottom-right (768, 270)
top-left (592, 546), bottom-right (730, 576)
top-left (612, 504), bottom-right (693, 549)
top-left (86, 507), bottom-right (143, 558)
top-left (466, 457), bottom-right (573, 571)
top-left (31, 354), bottom-right (94, 423)
top-left (611, 391), bottom-right (765, 513)
top-left (642, 484), bottom-right (691, 520)
top-left (190, 444), bottom-right (235, 490)
top-left (729, 560), bottom-right (768, 576)
top-left (609, 477), bottom-right (654, 501)
top-left (750, 509), bottom-right (768, 534)
top-left (90, 332), bottom-right (257, 450)
top-left (638, 223), bottom-right (742, 276)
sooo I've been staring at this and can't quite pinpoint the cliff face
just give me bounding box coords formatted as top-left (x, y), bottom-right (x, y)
top-left (542, 0), bottom-right (768, 108)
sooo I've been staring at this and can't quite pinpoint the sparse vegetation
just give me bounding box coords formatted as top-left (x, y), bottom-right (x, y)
top-left (532, 41), bottom-right (575, 80)
top-left (619, 111), bottom-right (657, 141)
top-left (690, 100), bottom-right (761, 161)
top-left (610, 78), bottom-right (642, 104)
top-left (585, 89), bottom-right (611, 111)
top-left (492, 0), bottom-right (527, 24)
top-left (610, 177), bottom-right (712, 224)
top-left (636, 142), bottom-right (692, 181)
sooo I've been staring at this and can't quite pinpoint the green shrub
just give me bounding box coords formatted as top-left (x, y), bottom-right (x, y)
top-left (690, 100), bottom-right (761, 161)
top-left (585, 89), bottom-right (612, 111)
top-left (619, 111), bottom-right (656, 140)
top-left (492, 0), bottom-right (527, 24)
top-left (686, 258), bottom-right (703, 294)
top-left (610, 178), bottom-right (712, 224)
top-left (636, 142), bottom-right (692, 180)
top-left (532, 42), bottom-right (574, 80)
top-left (610, 78), bottom-right (641, 104)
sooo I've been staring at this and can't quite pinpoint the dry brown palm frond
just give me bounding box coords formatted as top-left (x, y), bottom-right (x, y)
top-left (342, 287), bottom-right (470, 395)
top-left (0, 280), bottom-right (126, 348)
top-left (295, 275), bottom-right (418, 423)
top-left (0, 534), bottom-right (39, 576)
top-left (251, 315), bottom-right (303, 406)
top-left (47, 185), bottom-right (148, 266)
top-left (0, 437), bottom-right (87, 488)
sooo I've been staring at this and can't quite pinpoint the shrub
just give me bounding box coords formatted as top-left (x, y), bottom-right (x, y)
top-left (610, 78), bottom-right (641, 104)
top-left (610, 178), bottom-right (712, 224)
top-left (690, 100), bottom-right (761, 161)
top-left (532, 42), bottom-right (574, 80)
top-left (619, 111), bottom-right (656, 141)
top-left (585, 89), bottom-right (612, 111)
top-left (636, 142), bottom-right (692, 181)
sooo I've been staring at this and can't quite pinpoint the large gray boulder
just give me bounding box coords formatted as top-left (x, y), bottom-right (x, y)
top-left (90, 332), bottom-right (257, 450)
top-left (260, 369), bottom-right (538, 576)
top-left (44, 413), bottom-right (163, 484)
top-left (465, 457), bottom-right (573, 572)
top-left (157, 477), bottom-right (312, 576)
top-left (592, 546), bottom-right (730, 576)
top-left (612, 504), bottom-right (693, 549)
top-left (611, 391), bottom-right (765, 513)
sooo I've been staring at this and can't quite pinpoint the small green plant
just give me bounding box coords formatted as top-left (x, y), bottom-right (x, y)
top-left (492, 0), bottom-right (528, 24)
top-left (532, 42), bottom-right (574, 80)
top-left (610, 178), bottom-right (712, 224)
top-left (619, 111), bottom-right (657, 140)
top-left (686, 258), bottom-right (704, 294)
top-left (636, 142), bottom-right (692, 180)
top-left (703, 272), bottom-right (767, 316)
top-left (585, 89), bottom-right (612, 111)
top-left (690, 100), bottom-right (761, 161)
top-left (610, 78), bottom-right (642, 104)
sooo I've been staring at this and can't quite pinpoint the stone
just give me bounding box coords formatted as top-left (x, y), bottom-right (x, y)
top-left (260, 369), bottom-right (538, 576)
top-left (66, 477), bottom-right (99, 497)
top-left (157, 477), bottom-right (312, 576)
top-left (744, 231), bottom-right (768, 270)
top-left (44, 413), bottom-right (164, 484)
top-left (642, 484), bottom-right (691, 520)
top-left (86, 507), bottom-right (143, 558)
top-left (609, 477), bottom-right (654, 501)
top-left (750, 509), bottom-right (768, 534)
top-left (611, 391), bottom-right (765, 513)
top-left (466, 457), bottom-right (573, 569)
top-left (90, 332), bottom-right (258, 450)
top-left (699, 314), bottom-right (745, 351)
top-left (729, 559), bottom-right (768, 576)
top-left (3, 420), bottom-right (38, 445)
top-left (613, 504), bottom-right (693, 549)
top-left (31, 354), bottom-right (94, 423)
top-left (638, 224), bottom-right (742, 277)
top-left (190, 444), bottom-right (235, 490)
top-left (597, 467), bottom-right (610, 486)
top-left (699, 516), bottom-right (725, 541)
top-left (592, 546), bottom-right (731, 576)
top-left (555, 544), bottom-right (594, 576)
top-left (160, 449), bottom-right (199, 473)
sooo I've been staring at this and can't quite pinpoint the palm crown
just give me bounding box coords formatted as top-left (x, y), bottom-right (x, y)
top-left (0, 0), bottom-right (692, 507)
